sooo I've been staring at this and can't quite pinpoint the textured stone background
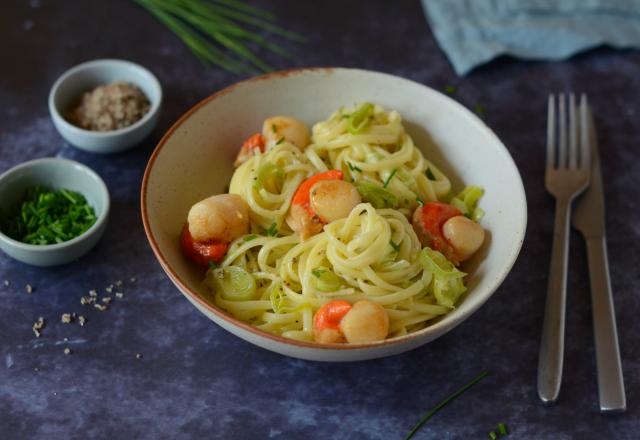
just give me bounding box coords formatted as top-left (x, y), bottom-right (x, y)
top-left (1, 1), bottom-right (639, 439)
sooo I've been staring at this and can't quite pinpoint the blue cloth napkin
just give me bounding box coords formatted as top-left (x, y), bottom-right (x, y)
top-left (422, 0), bottom-right (640, 75)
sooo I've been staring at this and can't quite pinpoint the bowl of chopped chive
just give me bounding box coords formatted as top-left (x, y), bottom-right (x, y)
top-left (49, 59), bottom-right (162, 154)
top-left (0, 158), bottom-right (109, 266)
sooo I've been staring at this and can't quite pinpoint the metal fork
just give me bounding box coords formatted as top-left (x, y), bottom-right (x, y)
top-left (538, 94), bottom-right (591, 404)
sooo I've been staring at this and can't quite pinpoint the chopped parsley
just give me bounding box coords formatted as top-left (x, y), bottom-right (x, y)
top-left (389, 240), bottom-right (400, 252)
top-left (383, 169), bottom-right (397, 188)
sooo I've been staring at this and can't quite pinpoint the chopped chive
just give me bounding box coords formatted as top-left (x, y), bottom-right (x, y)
top-left (425, 167), bottom-right (436, 181)
top-left (389, 240), bottom-right (400, 252)
top-left (445, 85), bottom-right (456, 95)
top-left (243, 235), bottom-right (257, 242)
top-left (404, 371), bottom-right (490, 440)
top-left (498, 423), bottom-right (508, 435)
top-left (208, 261), bottom-right (218, 269)
top-left (1, 185), bottom-right (96, 245)
top-left (276, 137), bottom-right (285, 145)
top-left (383, 169), bottom-right (397, 188)
top-left (475, 103), bottom-right (485, 117)
top-left (266, 223), bottom-right (278, 236)
top-left (416, 197), bottom-right (424, 206)
top-left (489, 432), bottom-right (497, 440)
top-left (347, 162), bottom-right (362, 173)
top-left (59, 189), bottom-right (78, 204)
top-left (311, 268), bottom-right (325, 278)
top-left (271, 123), bottom-right (277, 133)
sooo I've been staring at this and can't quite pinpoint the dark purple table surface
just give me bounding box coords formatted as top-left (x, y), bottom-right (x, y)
top-left (1, 1), bottom-right (639, 439)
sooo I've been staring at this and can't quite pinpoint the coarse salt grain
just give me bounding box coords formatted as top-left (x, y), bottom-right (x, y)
top-left (32, 317), bottom-right (45, 338)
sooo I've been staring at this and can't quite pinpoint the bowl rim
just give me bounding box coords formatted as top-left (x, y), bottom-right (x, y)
top-left (0, 157), bottom-right (110, 251)
top-left (140, 67), bottom-right (527, 351)
top-left (48, 58), bottom-right (163, 138)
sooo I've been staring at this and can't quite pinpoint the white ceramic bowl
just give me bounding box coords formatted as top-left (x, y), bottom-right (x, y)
top-left (0, 158), bottom-right (110, 266)
top-left (49, 59), bottom-right (162, 154)
top-left (141, 68), bottom-right (527, 361)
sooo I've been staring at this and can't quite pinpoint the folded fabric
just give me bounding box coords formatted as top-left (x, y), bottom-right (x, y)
top-left (422, 0), bottom-right (640, 75)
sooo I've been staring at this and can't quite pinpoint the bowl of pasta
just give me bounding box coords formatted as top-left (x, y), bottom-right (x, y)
top-left (141, 68), bottom-right (526, 361)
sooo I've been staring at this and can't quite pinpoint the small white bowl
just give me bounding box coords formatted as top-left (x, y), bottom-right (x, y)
top-left (142, 68), bottom-right (527, 361)
top-left (0, 158), bottom-right (110, 266)
top-left (49, 59), bottom-right (162, 154)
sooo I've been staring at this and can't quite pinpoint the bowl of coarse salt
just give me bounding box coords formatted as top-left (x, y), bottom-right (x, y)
top-left (49, 59), bottom-right (162, 154)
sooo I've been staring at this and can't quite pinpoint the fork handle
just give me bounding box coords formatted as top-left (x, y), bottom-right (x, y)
top-left (585, 237), bottom-right (626, 413)
top-left (538, 197), bottom-right (571, 404)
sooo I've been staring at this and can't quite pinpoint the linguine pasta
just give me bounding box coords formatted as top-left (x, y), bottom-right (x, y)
top-left (200, 103), bottom-right (483, 343)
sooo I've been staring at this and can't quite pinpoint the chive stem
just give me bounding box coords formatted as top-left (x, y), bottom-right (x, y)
top-left (132, 0), bottom-right (303, 74)
top-left (404, 371), bottom-right (490, 440)
top-left (383, 169), bottom-right (397, 188)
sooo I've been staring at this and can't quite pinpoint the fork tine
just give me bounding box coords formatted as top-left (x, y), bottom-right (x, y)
top-left (547, 94), bottom-right (555, 169)
top-left (579, 94), bottom-right (591, 170)
top-left (558, 93), bottom-right (567, 168)
top-left (568, 94), bottom-right (578, 169)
